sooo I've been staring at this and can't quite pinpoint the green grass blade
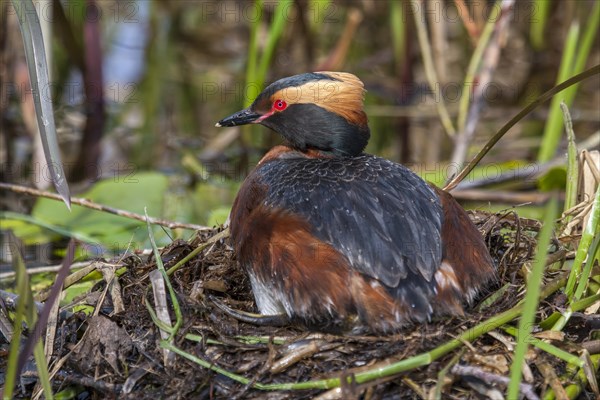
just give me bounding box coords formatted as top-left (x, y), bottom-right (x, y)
top-left (538, 3), bottom-right (600, 162)
top-left (507, 196), bottom-right (558, 399)
top-left (568, 184), bottom-right (600, 300)
top-left (255, 0), bottom-right (292, 91)
top-left (24, 256), bottom-right (54, 400)
top-left (476, 283), bottom-right (510, 311)
top-left (502, 326), bottom-right (583, 368)
top-left (542, 354), bottom-right (600, 400)
top-left (561, 103), bottom-right (578, 217)
top-left (31, 337), bottom-right (53, 399)
top-left (541, 291), bottom-right (600, 331)
top-left (571, 1), bottom-right (600, 94)
top-left (530, 0), bottom-right (552, 50)
top-left (10, 0), bottom-right (71, 209)
top-left (144, 208), bottom-right (182, 338)
top-left (537, 22), bottom-right (579, 163)
top-left (390, 1), bottom-right (406, 67)
top-left (3, 238), bottom-right (29, 399)
top-left (244, 0), bottom-right (263, 107)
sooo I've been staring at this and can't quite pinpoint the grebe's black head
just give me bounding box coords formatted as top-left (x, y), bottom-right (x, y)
top-left (216, 72), bottom-right (370, 157)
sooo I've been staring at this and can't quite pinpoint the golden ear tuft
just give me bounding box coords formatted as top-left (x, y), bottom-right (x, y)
top-left (313, 71), bottom-right (367, 126)
top-left (271, 71), bottom-right (367, 126)
top-left (316, 72), bottom-right (365, 91)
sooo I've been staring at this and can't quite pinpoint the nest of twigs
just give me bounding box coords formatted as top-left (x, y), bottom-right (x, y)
top-left (32, 211), bottom-right (597, 399)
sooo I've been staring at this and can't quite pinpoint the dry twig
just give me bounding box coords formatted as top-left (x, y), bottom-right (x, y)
top-left (451, 364), bottom-right (539, 400)
top-left (0, 182), bottom-right (210, 231)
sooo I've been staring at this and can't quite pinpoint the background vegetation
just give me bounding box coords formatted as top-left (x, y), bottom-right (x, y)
top-left (0, 0), bottom-right (599, 398)
top-left (1, 0), bottom-right (598, 257)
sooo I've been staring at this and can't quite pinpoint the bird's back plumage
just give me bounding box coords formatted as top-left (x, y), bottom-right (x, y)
top-left (258, 153), bottom-right (443, 288)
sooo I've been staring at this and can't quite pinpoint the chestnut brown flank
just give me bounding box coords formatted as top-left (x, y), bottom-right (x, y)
top-left (233, 205), bottom-right (414, 331)
top-left (230, 154), bottom-right (409, 331)
top-left (432, 186), bottom-right (496, 310)
top-left (233, 202), bottom-right (353, 323)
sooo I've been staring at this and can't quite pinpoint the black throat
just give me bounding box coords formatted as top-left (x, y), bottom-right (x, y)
top-left (260, 104), bottom-right (370, 157)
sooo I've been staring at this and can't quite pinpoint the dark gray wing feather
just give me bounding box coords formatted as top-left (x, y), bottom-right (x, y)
top-left (256, 154), bottom-right (443, 288)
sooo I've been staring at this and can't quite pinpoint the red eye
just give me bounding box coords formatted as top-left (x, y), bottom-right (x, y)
top-left (273, 100), bottom-right (287, 111)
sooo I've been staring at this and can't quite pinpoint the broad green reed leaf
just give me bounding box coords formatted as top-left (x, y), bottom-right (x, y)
top-left (11, 0), bottom-right (71, 209)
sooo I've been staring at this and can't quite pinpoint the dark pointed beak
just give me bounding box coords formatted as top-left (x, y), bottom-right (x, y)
top-left (215, 108), bottom-right (261, 127)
